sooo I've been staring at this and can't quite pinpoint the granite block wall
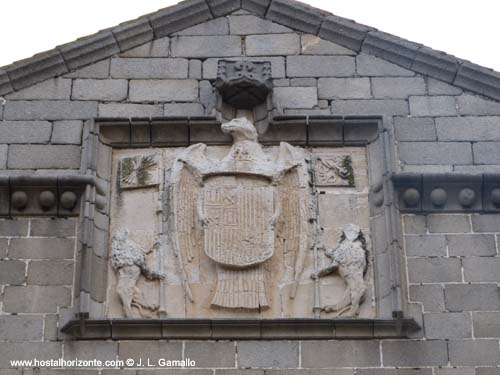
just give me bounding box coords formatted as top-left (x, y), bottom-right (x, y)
top-left (0, 7), bottom-right (499, 374)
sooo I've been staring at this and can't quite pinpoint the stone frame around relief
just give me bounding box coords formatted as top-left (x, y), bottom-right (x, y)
top-left (60, 115), bottom-right (418, 339)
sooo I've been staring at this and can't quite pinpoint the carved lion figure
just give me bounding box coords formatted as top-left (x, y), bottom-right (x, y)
top-left (110, 228), bottom-right (165, 317)
top-left (312, 224), bottom-right (368, 317)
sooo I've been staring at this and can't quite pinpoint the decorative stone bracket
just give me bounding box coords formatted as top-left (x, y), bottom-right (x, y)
top-left (0, 175), bottom-right (104, 217)
top-left (393, 173), bottom-right (500, 213)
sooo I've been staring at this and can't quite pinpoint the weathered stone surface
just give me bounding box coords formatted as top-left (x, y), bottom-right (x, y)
top-left (319, 15), bottom-right (373, 52)
top-left (118, 341), bottom-right (182, 363)
top-left (0, 219), bottom-right (29, 236)
top-left (362, 31), bottom-right (421, 69)
top-left (120, 38), bottom-right (170, 58)
top-left (427, 215), bottom-right (471, 233)
top-left (266, 0), bottom-right (325, 35)
top-left (372, 77), bottom-right (426, 98)
top-left (463, 257), bottom-right (500, 282)
top-left (409, 285), bottom-right (445, 312)
top-left (203, 57), bottom-right (285, 79)
top-left (64, 341), bottom-right (118, 362)
top-left (394, 117), bottom-right (436, 141)
top-left (51, 120), bottom-right (83, 144)
top-left (423, 312), bottom-right (472, 339)
top-left (436, 117), bottom-right (500, 141)
top-left (246, 34), bottom-right (300, 56)
top-left (473, 142), bottom-right (500, 164)
top-left (476, 369), bottom-right (500, 375)
top-left (64, 60), bottom-right (110, 78)
top-left (471, 214), bottom-right (500, 232)
top-left (412, 46), bottom-right (459, 84)
top-left (189, 60), bottom-right (202, 79)
top-left (184, 342), bottom-right (235, 367)
top-left (445, 284), bottom-right (500, 311)
top-left (457, 94), bottom-right (500, 115)
top-left (435, 369), bottom-right (475, 375)
top-left (404, 235), bottom-right (447, 256)
top-left (448, 340), bottom-right (500, 366)
top-left (176, 17), bottom-right (229, 35)
top-left (110, 58), bottom-right (189, 79)
top-left (473, 312), bottom-right (500, 338)
top-left (273, 87), bottom-right (318, 108)
top-left (0, 144), bottom-right (7, 169)
top-left (171, 36), bottom-right (241, 57)
top-left (164, 103), bottom-right (205, 116)
top-left (0, 315), bottom-right (44, 341)
top-left (382, 340), bottom-right (448, 366)
top-left (454, 60), bottom-right (500, 101)
top-left (427, 77), bottom-right (463, 95)
top-left (332, 99), bottom-right (408, 116)
top-left (301, 34), bottom-right (355, 55)
top-left (302, 341), bottom-right (380, 367)
top-left (290, 78), bottom-right (316, 87)
top-left (3, 286), bottom-right (71, 312)
top-left (0, 260), bottom-right (26, 285)
top-left (9, 238), bottom-right (75, 260)
top-left (27, 260), bottom-right (73, 285)
top-left (287, 56), bottom-right (355, 77)
top-left (72, 79), bottom-right (128, 101)
top-left (229, 15), bottom-right (292, 35)
top-left (0, 121), bottom-right (52, 144)
top-left (98, 103), bottom-right (163, 117)
top-left (399, 142), bottom-right (472, 165)
top-left (8, 145), bottom-right (81, 169)
top-left (447, 234), bottom-right (497, 256)
top-left (129, 80), bottom-right (198, 102)
top-left (356, 54), bottom-right (414, 76)
top-left (4, 100), bottom-right (97, 120)
top-left (409, 96), bottom-right (458, 116)
top-left (113, 18), bottom-right (154, 52)
top-left (238, 341), bottom-right (299, 368)
top-left (407, 258), bottom-right (462, 283)
top-left (358, 370), bottom-right (431, 375)
top-left (6, 78), bottom-right (71, 100)
top-left (30, 218), bottom-right (76, 237)
top-left (318, 78), bottom-right (371, 99)
top-left (0, 69), bottom-right (14, 96)
top-left (0, 342), bottom-right (61, 368)
top-left (403, 215), bottom-right (427, 234)
top-left (0, 238), bottom-right (7, 259)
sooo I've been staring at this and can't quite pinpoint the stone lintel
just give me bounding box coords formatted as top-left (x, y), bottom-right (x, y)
top-left (393, 173), bottom-right (500, 213)
top-left (61, 317), bottom-right (419, 340)
top-left (97, 115), bottom-right (381, 147)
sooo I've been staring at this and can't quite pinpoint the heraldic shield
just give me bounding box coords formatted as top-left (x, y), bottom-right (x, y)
top-left (169, 117), bottom-right (309, 310)
top-left (203, 176), bottom-right (276, 308)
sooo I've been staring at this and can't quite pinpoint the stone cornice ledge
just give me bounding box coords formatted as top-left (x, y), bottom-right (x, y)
top-left (393, 173), bottom-right (500, 213)
top-left (0, 174), bottom-right (104, 217)
top-left (61, 317), bottom-right (419, 340)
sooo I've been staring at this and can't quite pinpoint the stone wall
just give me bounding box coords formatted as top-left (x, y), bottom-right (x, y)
top-left (0, 8), bottom-right (499, 374)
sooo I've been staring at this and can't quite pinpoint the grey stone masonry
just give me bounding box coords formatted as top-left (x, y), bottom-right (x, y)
top-left (409, 284), bottom-right (445, 312)
top-left (118, 341), bottom-right (182, 365)
top-left (4, 100), bottom-right (97, 120)
top-left (203, 57), bottom-right (285, 79)
top-left (3, 285), bottom-right (71, 313)
top-left (423, 313), bottom-right (472, 339)
top-left (51, 120), bottom-right (83, 144)
top-left (372, 77), bottom-right (426, 98)
top-left (407, 258), bottom-right (462, 283)
top-left (381, 340), bottom-right (448, 366)
top-left (394, 117), bottom-right (436, 141)
top-left (246, 34), bottom-right (300, 56)
top-left (436, 117), bottom-right (500, 141)
top-left (409, 96), bottom-right (458, 116)
top-left (0, 260), bottom-right (26, 285)
top-left (447, 234), bottom-right (497, 256)
top-left (171, 36), bottom-right (242, 57)
top-left (399, 142), bottom-right (472, 165)
top-left (8, 145), bottom-right (81, 169)
top-left (110, 58), bottom-right (189, 79)
top-left (184, 342), bottom-right (235, 367)
top-left (229, 15), bottom-right (293, 35)
top-left (0, 342), bottom-right (62, 368)
top-left (175, 17), bottom-right (229, 35)
top-left (356, 54), bottom-right (414, 76)
top-left (273, 87), bottom-right (318, 108)
top-left (428, 77), bottom-right (463, 95)
top-left (129, 80), bottom-right (198, 102)
top-left (0, 121), bottom-right (52, 144)
top-left (448, 340), bottom-right (500, 366)
top-left (64, 341), bottom-right (118, 362)
top-left (463, 257), bottom-right (500, 282)
top-left (98, 103), bottom-right (164, 117)
top-left (471, 214), bottom-right (500, 232)
top-left (30, 218), bottom-right (76, 237)
top-left (473, 142), bottom-right (500, 164)
top-left (27, 260), bottom-right (74, 285)
top-left (301, 34), bottom-right (355, 55)
top-left (72, 79), bottom-right (128, 101)
top-left (0, 315), bottom-right (44, 341)
top-left (331, 99), bottom-right (408, 115)
top-left (9, 238), bottom-right (75, 259)
top-left (287, 56), bottom-right (356, 77)
top-left (6, 78), bottom-right (71, 100)
top-left (457, 94), bottom-right (500, 115)
top-left (445, 284), bottom-right (500, 311)
top-left (427, 214), bottom-right (472, 233)
top-left (120, 38), bottom-right (170, 58)
top-left (318, 78), bottom-right (371, 99)
top-left (238, 341), bottom-right (299, 368)
top-left (472, 312), bottom-right (500, 338)
top-left (301, 341), bottom-right (380, 367)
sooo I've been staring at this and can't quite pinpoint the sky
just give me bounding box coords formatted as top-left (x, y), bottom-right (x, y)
top-left (1, 0), bottom-right (499, 72)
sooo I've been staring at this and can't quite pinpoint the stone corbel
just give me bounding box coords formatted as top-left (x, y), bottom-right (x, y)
top-left (393, 173), bottom-right (500, 213)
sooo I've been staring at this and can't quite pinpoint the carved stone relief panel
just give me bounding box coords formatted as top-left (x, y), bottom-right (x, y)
top-left (105, 119), bottom-right (374, 319)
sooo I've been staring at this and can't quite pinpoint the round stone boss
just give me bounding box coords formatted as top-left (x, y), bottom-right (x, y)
top-left (402, 188), bottom-right (420, 207)
top-left (430, 188), bottom-right (447, 207)
top-left (38, 190), bottom-right (56, 209)
top-left (490, 188), bottom-right (500, 208)
top-left (458, 188), bottom-right (476, 208)
top-left (60, 191), bottom-right (78, 210)
top-left (11, 191), bottom-right (28, 209)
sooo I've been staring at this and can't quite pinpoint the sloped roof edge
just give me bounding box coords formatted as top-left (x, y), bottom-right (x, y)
top-left (1, 0), bottom-right (499, 102)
